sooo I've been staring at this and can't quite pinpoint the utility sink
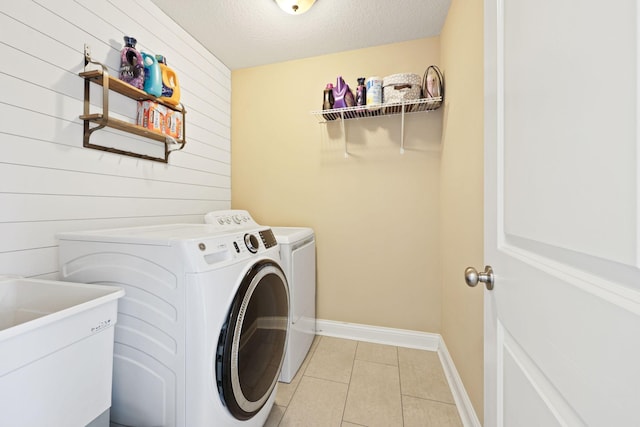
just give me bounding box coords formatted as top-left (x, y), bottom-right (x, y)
top-left (0, 276), bottom-right (124, 427)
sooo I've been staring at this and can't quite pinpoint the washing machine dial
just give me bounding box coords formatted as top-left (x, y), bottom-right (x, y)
top-left (244, 233), bottom-right (259, 253)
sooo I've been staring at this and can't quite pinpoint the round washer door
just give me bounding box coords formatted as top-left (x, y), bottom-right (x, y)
top-left (216, 259), bottom-right (289, 420)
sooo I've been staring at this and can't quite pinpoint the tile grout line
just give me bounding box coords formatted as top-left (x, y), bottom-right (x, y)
top-left (339, 339), bottom-right (360, 425)
top-left (396, 345), bottom-right (406, 427)
top-left (401, 391), bottom-right (459, 406)
top-left (273, 335), bottom-right (461, 427)
top-left (301, 373), bottom-right (352, 385)
top-left (393, 345), bottom-right (404, 427)
top-left (275, 336), bottom-right (321, 426)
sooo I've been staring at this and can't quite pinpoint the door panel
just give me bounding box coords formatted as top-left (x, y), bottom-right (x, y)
top-left (496, 255), bottom-right (640, 425)
top-left (485, 0), bottom-right (640, 425)
top-left (503, 336), bottom-right (564, 427)
top-left (502, 0), bottom-right (637, 266)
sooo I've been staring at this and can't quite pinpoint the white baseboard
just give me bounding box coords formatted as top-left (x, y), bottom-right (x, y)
top-left (315, 319), bottom-right (440, 350)
top-left (314, 319), bottom-right (480, 427)
top-left (438, 337), bottom-right (482, 427)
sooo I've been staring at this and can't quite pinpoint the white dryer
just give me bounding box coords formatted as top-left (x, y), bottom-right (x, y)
top-left (271, 227), bottom-right (316, 383)
top-left (58, 211), bottom-right (289, 427)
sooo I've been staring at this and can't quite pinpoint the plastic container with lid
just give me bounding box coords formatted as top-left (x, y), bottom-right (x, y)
top-left (332, 76), bottom-right (355, 109)
top-left (322, 83), bottom-right (335, 120)
top-left (356, 77), bottom-right (367, 107)
top-left (365, 76), bottom-right (382, 110)
top-left (141, 52), bottom-right (162, 97)
top-left (156, 55), bottom-right (181, 106)
top-left (118, 36), bottom-right (144, 89)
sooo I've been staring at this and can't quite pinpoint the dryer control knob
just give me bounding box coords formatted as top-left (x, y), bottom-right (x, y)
top-left (244, 233), bottom-right (259, 253)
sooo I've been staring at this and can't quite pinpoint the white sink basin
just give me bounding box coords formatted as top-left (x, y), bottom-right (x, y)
top-left (0, 276), bottom-right (124, 427)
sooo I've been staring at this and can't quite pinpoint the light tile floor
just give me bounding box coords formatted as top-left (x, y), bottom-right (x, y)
top-left (265, 336), bottom-right (463, 427)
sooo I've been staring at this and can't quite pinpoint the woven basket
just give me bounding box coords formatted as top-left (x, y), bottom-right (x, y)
top-left (382, 73), bottom-right (422, 104)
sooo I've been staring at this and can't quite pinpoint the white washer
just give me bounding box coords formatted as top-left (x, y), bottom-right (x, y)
top-left (58, 210), bottom-right (289, 427)
top-left (270, 227), bottom-right (316, 383)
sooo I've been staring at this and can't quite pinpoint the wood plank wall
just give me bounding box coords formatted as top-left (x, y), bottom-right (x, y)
top-left (0, 0), bottom-right (231, 279)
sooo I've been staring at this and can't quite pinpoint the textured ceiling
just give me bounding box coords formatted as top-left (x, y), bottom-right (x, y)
top-left (149, 0), bottom-right (452, 70)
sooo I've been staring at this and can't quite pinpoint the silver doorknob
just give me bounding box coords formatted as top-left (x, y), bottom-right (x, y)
top-left (465, 265), bottom-right (494, 290)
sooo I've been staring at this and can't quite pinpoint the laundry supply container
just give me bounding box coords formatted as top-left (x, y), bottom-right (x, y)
top-left (0, 276), bottom-right (124, 427)
top-left (382, 73), bottom-right (422, 113)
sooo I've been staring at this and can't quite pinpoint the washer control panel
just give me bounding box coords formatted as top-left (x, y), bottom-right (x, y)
top-left (199, 228), bottom-right (278, 267)
top-left (198, 210), bottom-right (280, 266)
top-left (229, 229), bottom-right (277, 254)
top-left (244, 233), bottom-right (260, 253)
top-left (204, 210), bottom-right (257, 230)
top-left (259, 229), bottom-right (277, 249)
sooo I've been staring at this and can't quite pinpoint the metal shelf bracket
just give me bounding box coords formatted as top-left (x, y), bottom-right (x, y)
top-left (80, 44), bottom-right (187, 163)
top-left (311, 97), bottom-right (442, 156)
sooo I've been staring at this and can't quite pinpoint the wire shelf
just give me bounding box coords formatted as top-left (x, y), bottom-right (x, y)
top-left (310, 96), bottom-right (442, 123)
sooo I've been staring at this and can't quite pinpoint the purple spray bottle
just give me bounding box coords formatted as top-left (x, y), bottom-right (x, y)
top-left (332, 76), bottom-right (355, 109)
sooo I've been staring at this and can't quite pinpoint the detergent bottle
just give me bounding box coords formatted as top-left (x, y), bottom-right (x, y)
top-left (322, 83), bottom-right (335, 120)
top-left (355, 77), bottom-right (367, 107)
top-left (332, 76), bottom-right (355, 109)
top-left (141, 52), bottom-right (162, 97)
top-left (119, 36), bottom-right (144, 89)
top-left (155, 55), bottom-right (181, 106)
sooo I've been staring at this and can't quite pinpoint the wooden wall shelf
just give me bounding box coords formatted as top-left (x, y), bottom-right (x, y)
top-left (79, 47), bottom-right (186, 163)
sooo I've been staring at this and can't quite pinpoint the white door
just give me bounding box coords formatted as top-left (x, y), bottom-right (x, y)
top-left (483, 0), bottom-right (640, 425)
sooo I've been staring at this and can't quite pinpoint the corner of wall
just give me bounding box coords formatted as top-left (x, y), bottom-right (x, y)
top-left (438, 0), bottom-right (485, 422)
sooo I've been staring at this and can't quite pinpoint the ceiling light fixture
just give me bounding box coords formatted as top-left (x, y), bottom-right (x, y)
top-left (274, 0), bottom-right (316, 15)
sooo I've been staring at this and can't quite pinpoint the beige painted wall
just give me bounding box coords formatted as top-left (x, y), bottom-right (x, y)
top-left (232, 38), bottom-right (444, 332)
top-left (439, 0), bottom-right (485, 422)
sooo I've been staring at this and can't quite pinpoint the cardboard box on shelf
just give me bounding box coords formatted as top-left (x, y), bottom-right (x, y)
top-left (137, 100), bottom-right (166, 134)
top-left (165, 109), bottom-right (183, 140)
top-left (137, 100), bottom-right (183, 140)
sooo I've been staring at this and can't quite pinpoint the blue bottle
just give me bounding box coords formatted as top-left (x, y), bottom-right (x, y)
top-left (141, 52), bottom-right (162, 97)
